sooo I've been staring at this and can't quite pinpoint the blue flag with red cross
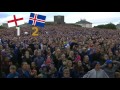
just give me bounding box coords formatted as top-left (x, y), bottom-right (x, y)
top-left (28, 13), bottom-right (46, 27)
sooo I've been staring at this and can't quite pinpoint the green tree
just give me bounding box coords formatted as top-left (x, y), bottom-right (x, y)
top-left (0, 26), bottom-right (2, 29)
top-left (94, 23), bottom-right (117, 29)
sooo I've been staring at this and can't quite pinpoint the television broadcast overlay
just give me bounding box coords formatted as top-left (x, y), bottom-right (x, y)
top-left (0, 12), bottom-right (120, 78)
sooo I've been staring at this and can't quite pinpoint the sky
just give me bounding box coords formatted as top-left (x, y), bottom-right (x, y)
top-left (0, 12), bottom-right (120, 26)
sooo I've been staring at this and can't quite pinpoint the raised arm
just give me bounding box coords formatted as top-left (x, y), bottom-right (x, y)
top-left (101, 63), bottom-right (107, 69)
top-left (113, 61), bottom-right (120, 69)
top-left (83, 71), bottom-right (91, 78)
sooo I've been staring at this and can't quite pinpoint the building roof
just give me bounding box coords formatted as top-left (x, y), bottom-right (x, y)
top-left (116, 23), bottom-right (120, 26)
top-left (54, 15), bottom-right (64, 17)
top-left (76, 19), bottom-right (92, 24)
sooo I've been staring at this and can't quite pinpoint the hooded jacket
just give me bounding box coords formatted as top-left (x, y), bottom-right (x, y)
top-left (101, 61), bottom-right (120, 78)
top-left (83, 69), bottom-right (109, 78)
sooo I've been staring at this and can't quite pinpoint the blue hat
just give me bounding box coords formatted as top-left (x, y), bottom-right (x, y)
top-left (106, 60), bottom-right (112, 64)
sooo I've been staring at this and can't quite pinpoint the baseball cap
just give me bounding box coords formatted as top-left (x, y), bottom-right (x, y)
top-left (106, 60), bottom-right (112, 64)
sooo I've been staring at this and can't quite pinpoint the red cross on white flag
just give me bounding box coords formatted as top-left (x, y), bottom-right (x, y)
top-left (7, 15), bottom-right (24, 27)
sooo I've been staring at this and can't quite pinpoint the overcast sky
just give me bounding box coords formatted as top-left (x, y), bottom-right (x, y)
top-left (0, 12), bottom-right (120, 26)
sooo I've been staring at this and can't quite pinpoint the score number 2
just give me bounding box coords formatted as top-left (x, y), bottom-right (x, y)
top-left (32, 27), bottom-right (39, 36)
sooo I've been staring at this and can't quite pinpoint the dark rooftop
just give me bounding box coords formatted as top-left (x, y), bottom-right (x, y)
top-left (76, 19), bottom-right (92, 24)
top-left (54, 15), bottom-right (64, 17)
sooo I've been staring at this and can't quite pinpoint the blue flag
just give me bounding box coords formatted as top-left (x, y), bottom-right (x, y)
top-left (28, 13), bottom-right (46, 27)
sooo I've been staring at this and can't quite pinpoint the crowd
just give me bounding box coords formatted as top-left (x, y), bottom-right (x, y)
top-left (0, 24), bottom-right (120, 78)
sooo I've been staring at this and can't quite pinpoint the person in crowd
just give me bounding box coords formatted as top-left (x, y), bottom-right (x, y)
top-left (101, 60), bottom-right (120, 78)
top-left (52, 48), bottom-right (62, 70)
top-left (39, 64), bottom-right (49, 78)
top-left (30, 69), bottom-right (38, 78)
top-left (45, 55), bottom-right (53, 66)
top-left (108, 52), bottom-right (114, 60)
top-left (82, 55), bottom-right (91, 73)
top-left (65, 47), bottom-right (70, 58)
top-left (34, 51), bottom-right (45, 69)
top-left (7, 65), bottom-right (19, 78)
top-left (115, 72), bottom-right (120, 78)
top-left (72, 61), bottom-right (85, 78)
top-left (66, 60), bottom-right (74, 77)
top-left (62, 68), bottom-right (71, 78)
top-left (100, 54), bottom-right (109, 64)
top-left (113, 50), bottom-right (120, 61)
top-left (1, 57), bottom-right (11, 76)
top-left (48, 64), bottom-right (57, 78)
top-left (74, 52), bottom-right (81, 62)
top-left (31, 62), bottom-right (39, 74)
top-left (58, 60), bottom-right (67, 78)
top-left (68, 51), bottom-right (74, 61)
top-left (17, 62), bottom-right (31, 78)
top-left (22, 50), bottom-right (31, 65)
top-left (83, 61), bottom-right (109, 78)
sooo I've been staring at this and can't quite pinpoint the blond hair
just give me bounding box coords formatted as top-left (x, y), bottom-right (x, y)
top-left (10, 65), bottom-right (16, 70)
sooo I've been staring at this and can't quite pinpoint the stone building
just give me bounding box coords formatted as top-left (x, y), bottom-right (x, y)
top-left (2, 23), bottom-right (8, 28)
top-left (76, 19), bottom-right (92, 28)
top-left (116, 23), bottom-right (120, 29)
top-left (54, 15), bottom-right (65, 24)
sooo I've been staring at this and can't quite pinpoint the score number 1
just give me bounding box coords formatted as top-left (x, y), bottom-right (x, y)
top-left (16, 27), bottom-right (20, 36)
top-left (16, 26), bottom-right (39, 36)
